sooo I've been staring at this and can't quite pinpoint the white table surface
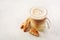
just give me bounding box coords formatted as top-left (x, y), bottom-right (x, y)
top-left (0, 0), bottom-right (60, 40)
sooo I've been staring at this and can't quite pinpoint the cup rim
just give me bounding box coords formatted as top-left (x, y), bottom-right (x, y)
top-left (30, 7), bottom-right (47, 20)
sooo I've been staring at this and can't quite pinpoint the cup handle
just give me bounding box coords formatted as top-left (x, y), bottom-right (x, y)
top-left (46, 18), bottom-right (51, 29)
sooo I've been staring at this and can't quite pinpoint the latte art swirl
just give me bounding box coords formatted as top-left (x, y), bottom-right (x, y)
top-left (30, 7), bottom-right (47, 20)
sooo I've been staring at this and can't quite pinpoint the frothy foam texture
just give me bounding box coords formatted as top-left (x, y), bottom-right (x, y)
top-left (33, 9), bottom-right (42, 15)
top-left (30, 7), bottom-right (47, 20)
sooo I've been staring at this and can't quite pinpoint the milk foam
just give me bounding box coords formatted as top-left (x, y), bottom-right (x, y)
top-left (30, 7), bottom-right (47, 20)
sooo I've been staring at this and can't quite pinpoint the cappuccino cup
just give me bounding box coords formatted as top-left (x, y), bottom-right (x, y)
top-left (30, 7), bottom-right (50, 32)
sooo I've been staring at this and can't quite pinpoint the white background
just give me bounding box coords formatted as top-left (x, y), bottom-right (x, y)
top-left (0, 0), bottom-right (60, 40)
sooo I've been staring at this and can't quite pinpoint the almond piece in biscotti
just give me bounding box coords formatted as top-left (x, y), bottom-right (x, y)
top-left (29, 28), bottom-right (39, 37)
top-left (21, 23), bottom-right (24, 29)
top-left (21, 18), bottom-right (30, 32)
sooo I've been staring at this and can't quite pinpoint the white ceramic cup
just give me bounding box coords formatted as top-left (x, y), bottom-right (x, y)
top-left (30, 7), bottom-right (50, 31)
